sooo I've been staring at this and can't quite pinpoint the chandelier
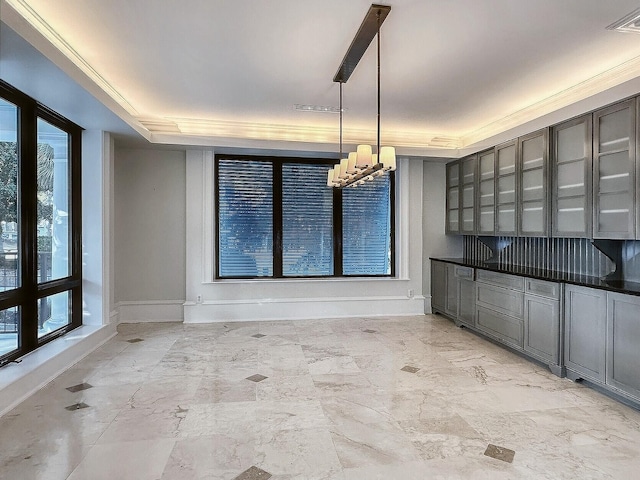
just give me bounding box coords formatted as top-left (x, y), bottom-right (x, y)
top-left (327, 4), bottom-right (396, 189)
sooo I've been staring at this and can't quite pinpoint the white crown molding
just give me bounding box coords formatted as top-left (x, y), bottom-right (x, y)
top-left (6, 0), bottom-right (640, 153)
top-left (461, 54), bottom-right (640, 148)
top-left (4, 0), bottom-right (139, 116)
top-left (138, 116), bottom-right (462, 150)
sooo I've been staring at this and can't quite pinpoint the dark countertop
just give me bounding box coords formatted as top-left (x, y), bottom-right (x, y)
top-left (430, 257), bottom-right (640, 297)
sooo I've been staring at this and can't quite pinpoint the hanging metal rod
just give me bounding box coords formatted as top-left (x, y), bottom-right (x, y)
top-left (333, 4), bottom-right (391, 83)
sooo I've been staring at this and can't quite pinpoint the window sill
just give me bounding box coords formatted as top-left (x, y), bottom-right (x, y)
top-left (0, 323), bottom-right (116, 416)
top-left (203, 276), bottom-right (410, 285)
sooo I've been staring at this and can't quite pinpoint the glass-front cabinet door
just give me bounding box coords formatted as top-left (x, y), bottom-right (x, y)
top-left (460, 155), bottom-right (477, 234)
top-left (518, 128), bottom-right (548, 236)
top-left (593, 99), bottom-right (636, 239)
top-left (476, 148), bottom-right (496, 235)
top-left (496, 140), bottom-right (517, 235)
top-left (445, 160), bottom-right (460, 234)
top-left (552, 115), bottom-right (592, 238)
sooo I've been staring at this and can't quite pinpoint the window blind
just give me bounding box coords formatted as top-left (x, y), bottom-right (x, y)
top-left (218, 159), bottom-right (273, 277)
top-left (282, 163), bottom-right (333, 276)
top-left (342, 175), bottom-right (391, 275)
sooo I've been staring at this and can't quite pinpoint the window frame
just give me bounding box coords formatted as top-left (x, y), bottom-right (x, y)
top-left (0, 79), bottom-right (82, 367)
top-left (214, 154), bottom-right (395, 280)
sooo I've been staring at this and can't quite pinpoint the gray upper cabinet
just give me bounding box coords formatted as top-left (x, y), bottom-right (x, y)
top-left (445, 160), bottom-right (460, 234)
top-left (495, 140), bottom-right (518, 235)
top-left (551, 114), bottom-right (593, 238)
top-left (460, 155), bottom-right (477, 234)
top-left (476, 148), bottom-right (496, 235)
top-left (593, 99), bottom-right (636, 239)
top-left (518, 129), bottom-right (549, 236)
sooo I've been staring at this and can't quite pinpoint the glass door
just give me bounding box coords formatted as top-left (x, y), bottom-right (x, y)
top-left (476, 149), bottom-right (495, 235)
top-left (460, 155), bottom-right (477, 234)
top-left (593, 99), bottom-right (636, 239)
top-left (446, 160), bottom-right (460, 234)
top-left (518, 129), bottom-right (548, 236)
top-left (552, 115), bottom-right (592, 237)
top-left (496, 141), bottom-right (517, 235)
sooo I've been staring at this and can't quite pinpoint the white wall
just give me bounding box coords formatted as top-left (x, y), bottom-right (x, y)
top-left (183, 150), bottom-right (426, 322)
top-left (421, 160), bottom-right (463, 312)
top-left (114, 148), bottom-right (186, 322)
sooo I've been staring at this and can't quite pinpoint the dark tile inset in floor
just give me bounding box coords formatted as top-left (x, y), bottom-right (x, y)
top-left (363, 329), bottom-right (377, 334)
top-left (126, 338), bottom-right (144, 343)
top-left (251, 333), bottom-right (267, 338)
top-left (245, 374), bottom-right (268, 383)
top-left (484, 444), bottom-right (515, 463)
top-left (65, 402), bottom-right (90, 411)
top-left (233, 465), bottom-right (272, 480)
top-left (66, 382), bottom-right (93, 393)
top-left (400, 365), bottom-right (420, 374)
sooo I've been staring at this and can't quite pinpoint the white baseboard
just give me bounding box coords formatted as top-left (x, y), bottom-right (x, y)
top-left (0, 323), bottom-right (117, 417)
top-left (184, 295), bottom-right (426, 323)
top-left (117, 300), bottom-right (185, 323)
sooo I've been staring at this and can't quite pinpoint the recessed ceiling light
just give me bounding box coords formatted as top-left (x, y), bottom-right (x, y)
top-left (294, 104), bottom-right (342, 113)
top-left (607, 7), bottom-right (640, 33)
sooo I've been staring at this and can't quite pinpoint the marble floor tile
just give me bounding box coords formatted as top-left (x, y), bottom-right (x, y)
top-left (319, 393), bottom-right (394, 426)
top-left (255, 428), bottom-right (343, 479)
top-left (193, 376), bottom-right (257, 403)
top-left (160, 433), bottom-right (257, 480)
top-left (67, 438), bottom-right (176, 480)
top-left (255, 374), bottom-right (318, 401)
top-left (329, 419), bottom-right (421, 468)
top-left (3, 314), bottom-right (640, 480)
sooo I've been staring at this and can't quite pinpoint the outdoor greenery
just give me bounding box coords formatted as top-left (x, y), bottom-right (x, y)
top-left (0, 141), bottom-right (54, 234)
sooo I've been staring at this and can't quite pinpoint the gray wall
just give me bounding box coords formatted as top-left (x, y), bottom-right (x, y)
top-left (422, 160), bottom-right (462, 303)
top-left (114, 148), bottom-right (186, 303)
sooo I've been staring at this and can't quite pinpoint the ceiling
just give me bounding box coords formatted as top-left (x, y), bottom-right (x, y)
top-left (3, 0), bottom-right (640, 156)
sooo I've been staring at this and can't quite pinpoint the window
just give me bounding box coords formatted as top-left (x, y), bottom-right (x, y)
top-left (0, 80), bottom-right (82, 367)
top-left (215, 155), bottom-right (394, 278)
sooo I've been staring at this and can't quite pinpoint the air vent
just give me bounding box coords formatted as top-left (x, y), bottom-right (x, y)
top-left (294, 104), bottom-right (341, 113)
top-left (607, 7), bottom-right (640, 33)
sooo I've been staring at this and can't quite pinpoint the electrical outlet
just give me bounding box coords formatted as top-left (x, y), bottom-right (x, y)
top-left (407, 289), bottom-right (414, 298)
top-left (196, 295), bottom-right (202, 303)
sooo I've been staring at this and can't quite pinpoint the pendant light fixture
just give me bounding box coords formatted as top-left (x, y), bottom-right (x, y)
top-left (327, 4), bottom-right (396, 188)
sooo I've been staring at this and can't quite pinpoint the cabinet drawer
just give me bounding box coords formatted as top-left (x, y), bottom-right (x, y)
top-left (525, 278), bottom-right (560, 300)
top-left (476, 269), bottom-right (524, 290)
top-left (454, 266), bottom-right (474, 280)
top-left (476, 283), bottom-right (524, 318)
top-left (476, 306), bottom-right (523, 349)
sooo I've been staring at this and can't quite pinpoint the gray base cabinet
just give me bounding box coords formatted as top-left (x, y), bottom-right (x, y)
top-left (524, 279), bottom-right (561, 367)
top-left (565, 285), bottom-right (640, 404)
top-left (475, 270), bottom-right (525, 350)
top-left (445, 263), bottom-right (458, 318)
top-left (476, 306), bottom-right (523, 349)
top-left (457, 273), bottom-right (476, 328)
top-left (606, 293), bottom-right (640, 400)
top-left (430, 261), bottom-right (475, 326)
top-left (564, 284), bottom-right (607, 383)
top-left (430, 261), bottom-right (447, 314)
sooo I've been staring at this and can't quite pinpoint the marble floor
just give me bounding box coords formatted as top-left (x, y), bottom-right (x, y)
top-left (1, 314), bottom-right (640, 479)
